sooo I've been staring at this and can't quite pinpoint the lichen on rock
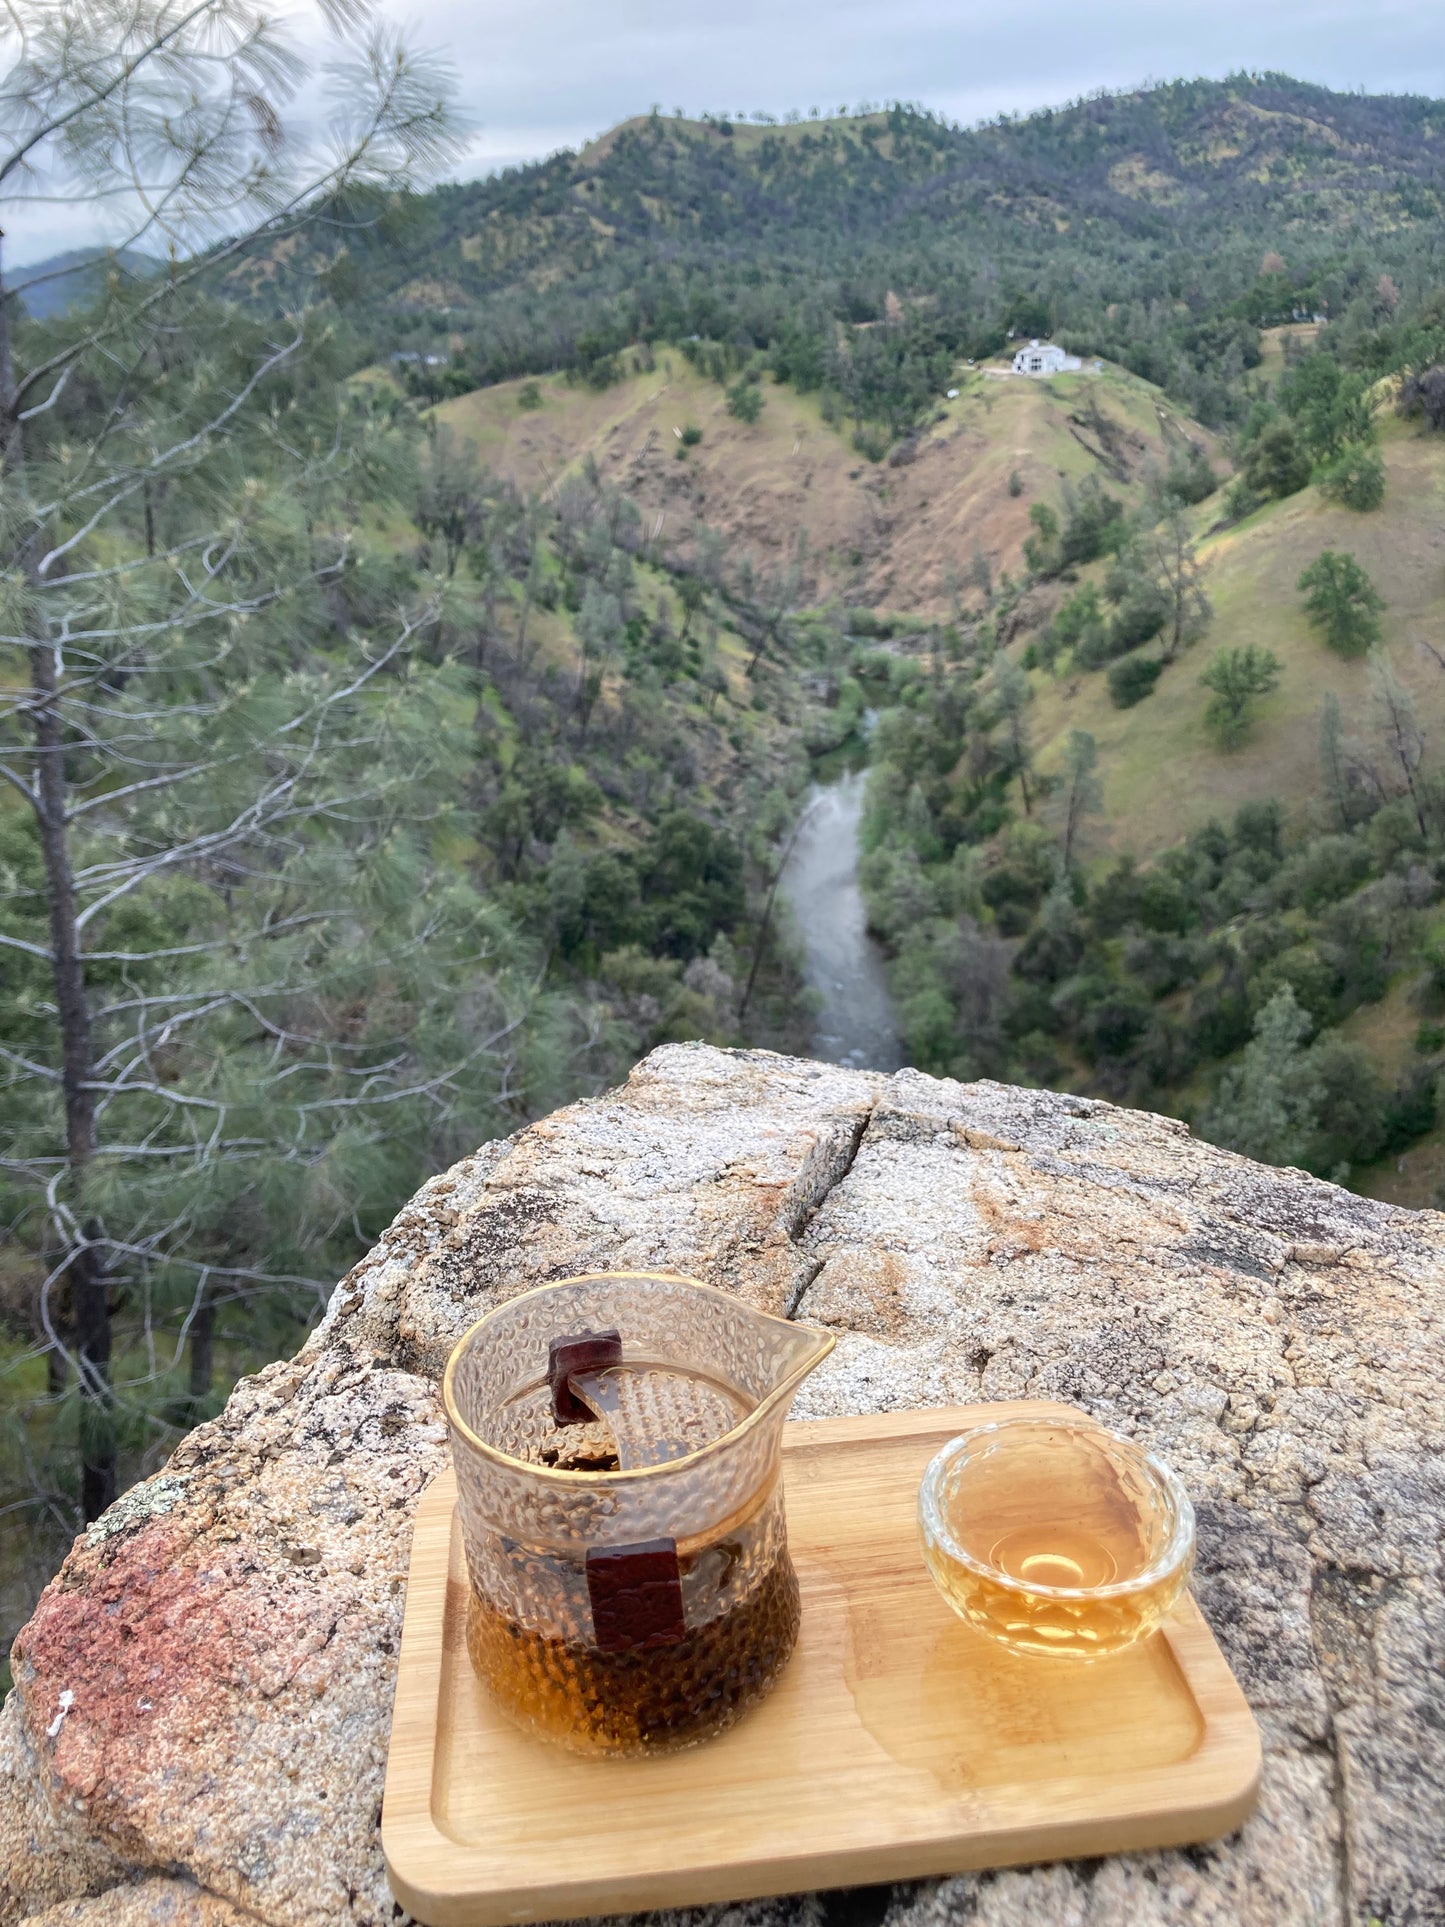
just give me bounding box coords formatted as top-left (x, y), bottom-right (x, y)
top-left (3, 1044), bottom-right (1443, 1926)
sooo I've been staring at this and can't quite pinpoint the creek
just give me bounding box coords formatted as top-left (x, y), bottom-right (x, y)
top-left (779, 761), bottom-right (903, 1073)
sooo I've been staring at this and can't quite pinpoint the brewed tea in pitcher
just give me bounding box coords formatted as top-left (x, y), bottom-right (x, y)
top-left (443, 1272), bottom-right (834, 1754)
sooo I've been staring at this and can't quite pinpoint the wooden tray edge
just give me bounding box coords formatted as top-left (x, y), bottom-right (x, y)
top-left (385, 1766), bottom-right (1264, 1927)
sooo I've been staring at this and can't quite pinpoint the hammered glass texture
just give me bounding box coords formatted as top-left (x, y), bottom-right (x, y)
top-left (444, 1274), bottom-right (831, 1751)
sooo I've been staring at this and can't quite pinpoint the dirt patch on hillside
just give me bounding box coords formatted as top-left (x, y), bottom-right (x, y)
top-left (438, 362), bottom-right (1222, 619)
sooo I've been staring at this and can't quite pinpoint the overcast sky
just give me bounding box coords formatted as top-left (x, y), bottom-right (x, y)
top-left (425, 0), bottom-right (1445, 179)
top-left (10, 0), bottom-right (1445, 266)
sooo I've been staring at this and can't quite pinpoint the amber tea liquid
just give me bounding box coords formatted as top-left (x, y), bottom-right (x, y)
top-left (467, 1551), bottom-right (800, 1753)
top-left (920, 1428), bottom-right (1190, 1659)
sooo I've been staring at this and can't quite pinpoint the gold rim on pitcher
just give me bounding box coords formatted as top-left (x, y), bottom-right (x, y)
top-left (441, 1269), bottom-right (835, 1484)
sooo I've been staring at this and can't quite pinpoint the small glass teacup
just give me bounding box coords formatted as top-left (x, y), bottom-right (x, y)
top-left (918, 1416), bottom-right (1195, 1661)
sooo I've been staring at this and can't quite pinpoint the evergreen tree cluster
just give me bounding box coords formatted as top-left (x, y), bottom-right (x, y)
top-left (856, 637), bottom-right (1445, 1182)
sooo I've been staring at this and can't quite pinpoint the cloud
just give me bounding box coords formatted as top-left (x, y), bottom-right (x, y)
top-left (397, 0), bottom-right (1444, 185)
top-left (5, 191), bottom-right (134, 269)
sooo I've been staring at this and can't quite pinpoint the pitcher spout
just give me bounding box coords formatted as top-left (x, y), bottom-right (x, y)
top-left (746, 1301), bottom-right (835, 1418)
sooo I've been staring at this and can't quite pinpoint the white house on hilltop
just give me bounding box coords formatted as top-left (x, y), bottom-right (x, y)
top-left (1012, 339), bottom-right (1082, 376)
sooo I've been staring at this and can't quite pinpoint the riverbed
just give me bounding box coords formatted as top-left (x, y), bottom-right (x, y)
top-left (779, 767), bottom-right (903, 1073)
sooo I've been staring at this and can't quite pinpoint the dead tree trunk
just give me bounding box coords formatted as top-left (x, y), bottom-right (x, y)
top-left (9, 234), bottom-right (116, 1519)
top-left (30, 639), bottom-right (116, 1516)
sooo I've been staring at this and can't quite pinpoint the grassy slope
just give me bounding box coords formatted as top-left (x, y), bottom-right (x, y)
top-left (436, 354), bottom-right (1220, 616)
top-left (1022, 409), bottom-right (1445, 1208)
top-left (1028, 414), bottom-right (1445, 859)
top-left (579, 112), bottom-right (895, 165)
top-left (343, 396), bottom-right (782, 831)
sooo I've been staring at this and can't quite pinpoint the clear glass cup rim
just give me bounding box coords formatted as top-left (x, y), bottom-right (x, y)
top-left (441, 1269), bottom-right (835, 1486)
top-left (918, 1415), bottom-right (1196, 1603)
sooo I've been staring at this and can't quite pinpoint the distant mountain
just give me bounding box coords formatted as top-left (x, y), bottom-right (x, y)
top-left (11, 248), bottom-right (159, 321)
top-left (233, 73), bottom-right (1445, 426)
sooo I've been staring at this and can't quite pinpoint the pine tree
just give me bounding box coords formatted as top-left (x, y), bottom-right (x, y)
top-left (0, 2), bottom-right (542, 1536)
top-left (1199, 987), bottom-right (1317, 1168)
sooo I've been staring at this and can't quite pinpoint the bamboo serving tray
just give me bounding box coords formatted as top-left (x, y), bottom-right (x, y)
top-left (383, 1401), bottom-right (1260, 1927)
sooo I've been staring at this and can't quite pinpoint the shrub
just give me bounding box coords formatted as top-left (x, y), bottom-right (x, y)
top-left (679, 424), bottom-right (703, 447)
top-left (1223, 474), bottom-right (1262, 521)
top-left (1189, 979), bottom-right (1253, 1059)
top-left (517, 380), bottom-right (543, 411)
top-left (844, 608), bottom-right (896, 639)
top-left (725, 379), bottom-right (763, 424)
top-left (1199, 985), bottom-right (1386, 1176)
top-left (1055, 975), bottom-right (1151, 1064)
top-left (637, 810), bottom-right (745, 958)
top-left (1249, 944), bottom-right (1338, 1030)
top-left (1163, 445), bottom-right (1218, 504)
top-left (1268, 833), bottom-right (1373, 911)
top-left (1316, 886), bottom-right (1406, 1011)
top-left (1297, 550), bottom-right (1384, 656)
top-left (1305, 1034), bottom-right (1389, 1171)
top-left (1123, 932), bottom-right (1209, 997)
top-left (1244, 419), bottom-right (1312, 499)
top-left (1278, 355), bottom-right (1374, 460)
top-left (1135, 868), bottom-right (1195, 935)
top-left (582, 353), bottom-right (624, 391)
top-left (853, 424), bottom-right (891, 462)
top-left (1233, 800), bottom-right (1285, 861)
top-left (1058, 478), bottom-right (1126, 566)
top-left (1317, 442), bottom-right (1385, 511)
top-left (1383, 1061), bottom-right (1439, 1150)
top-left (1108, 654), bottom-right (1163, 707)
top-left (1105, 578), bottom-right (1170, 656)
top-left (1048, 581), bottom-right (1106, 665)
top-left (1199, 645), bottom-right (1281, 748)
top-left (1022, 500), bottom-right (1061, 575)
top-left (980, 863), bottom-right (1045, 935)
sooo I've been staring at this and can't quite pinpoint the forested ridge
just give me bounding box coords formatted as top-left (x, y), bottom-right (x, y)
top-left (9, 41), bottom-right (1445, 1679)
top-left (228, 77), bottom-right (1445, 431)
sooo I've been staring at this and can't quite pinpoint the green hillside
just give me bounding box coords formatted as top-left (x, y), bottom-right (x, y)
top-left (10, 247), bottom-right (158, 320)
top-left (248, 76), bottom-right (1445, 442)
top-left (1029, 413), bottom-right (1445, 855)
top-left (844, 355), bottom-right (1445, 1207)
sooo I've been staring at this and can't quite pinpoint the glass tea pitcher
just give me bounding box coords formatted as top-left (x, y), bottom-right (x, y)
top-left (442, 1271), bottom-right (834, 1755)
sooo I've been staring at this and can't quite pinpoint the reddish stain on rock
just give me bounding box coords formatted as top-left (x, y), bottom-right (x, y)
top-left (14, 1514), bottom-right (341, 1809)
